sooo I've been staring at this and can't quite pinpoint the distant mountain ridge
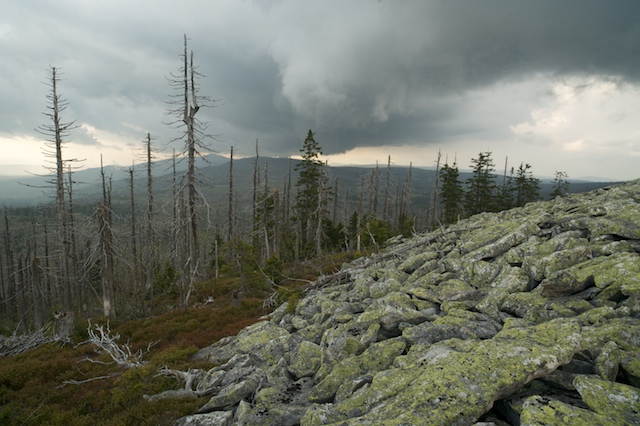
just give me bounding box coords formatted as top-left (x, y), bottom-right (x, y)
top-left (0, 154), bottom-right (625, 211)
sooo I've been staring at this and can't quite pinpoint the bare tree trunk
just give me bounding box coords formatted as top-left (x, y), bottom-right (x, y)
top-left (16, 256), bottom-right (27, 332)
top-left (0, 246), bottom-right (5, 321)
top-left (384, 155), bottom-right (391, 222)
top-left (213, 239), bottom-right (219, 280)
top-left (67, 166), bottom-right (81, 313)
top-left (31, 256), bottom-right (44, 330)
top-left (97, 201), bottom-right (114, 318)
top-left (228, 146), bottom-right (234, 242)
top-left (51, 69), bottom-right (71, 311)
top-left (128, 167), bottom-right (139, 301)
top-left (42, 211), bottom-right (52, 310)
top-left (177, 189), bottom-right (191, 311)
top-left (332, 177), bottom-right (339, 225)
top-left (316, 174), bottom-right (324, 256)
top-left (262, 160), bottom-right (270, 262)
top-left (171, 150), bottom-right (178, 269)
top-left (273, 188), bottom-right (280, 259)
top-left (3, 211), bottom-right (17, 325)
top-left (285, 158), bottom-right (292, 225)
top-left (30, 221), bottom-right (44, 330)
top-left (428, 150), bottom-right (441, 229)
top-left (343, 189), bottom-right (350, 226)
top-left (183, 38), bottom-right (200, 274)
top-left (98, 158), bottom-right (116, 318)
top-left (357, 174), bottom-right (365, 252)
top-left (145, 133), bottom-right (155, 303)
top-left (252, 139), bottom-right (259, 237)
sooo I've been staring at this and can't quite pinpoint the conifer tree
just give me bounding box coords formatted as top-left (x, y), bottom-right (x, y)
top-left (551, 171), bottom-right (570, 198)
top-left (439, 162), bottom-right (464, 224)
top-left (465, 151), bottom-right (496, 215)
top-left (294, 130), bottom-right (327, 256)
top-left (513, 162), bottom-right (540, 207)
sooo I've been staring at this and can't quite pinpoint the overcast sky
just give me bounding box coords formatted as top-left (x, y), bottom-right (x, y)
top-left (1, 0), bottom-right (639, 181)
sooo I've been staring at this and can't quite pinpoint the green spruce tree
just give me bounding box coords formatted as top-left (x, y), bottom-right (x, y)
top-left (439, 162), bottom-right (464, 224)
top-left (465, 151), bottom-right (497, 215)
top-left (294, 130), bottom-right (328, 257)
top-left (513, 162), bottom-right (540, 207)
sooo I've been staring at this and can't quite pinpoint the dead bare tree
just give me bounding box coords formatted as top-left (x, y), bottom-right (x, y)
top-left (228, 146), bottom-right (235, 242)
top-left (96, 157), bottom-right (116, 318)
top-left (332, 176), bottom-right (339, 225)
top-left (97, 201), bottom-right (115, 318)
top-left (66, 166), bottom-right (82, 312)
top-left (3, 211), bottom-right (17, 328)
top-left (383, 155), bottom-right (392, 222)
top-left (252, 139), bottom-right (260, 238)
top-left (165, 34), bottom-right (216, 286)
top-left (128, 166), bottom-right (139, 298)
top-left (427, 149), bottom-right (441, 229)
top-left (144, 133), bottom-right (155, 302)
top-left (35, 67), bottom-right (79, 312)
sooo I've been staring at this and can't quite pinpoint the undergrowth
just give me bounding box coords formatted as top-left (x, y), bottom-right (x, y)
top-left (0, 250), bottom-right (367, 425)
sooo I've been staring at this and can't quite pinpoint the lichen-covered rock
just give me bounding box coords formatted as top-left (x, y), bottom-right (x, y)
top-left (519, 395), bottom-right (624, 426)
top-left (175, 180), bottom-right (640, 426)
top-left (595, 340), bottom-right (621, 381)
top-left (574, 375), bottom-right (640, 424)
top-left (198, 371), bottom-right (263, 412)
top-left (326, 319), bottom-right (581, 425)
top-left (174, 411), bottom-right (234, 426)
top-left (522, 245), bottom-right (592, 282)
top-left (288, 340), bottom-right (322, 379)
top-left (308, 338), bottom-right (406, 403)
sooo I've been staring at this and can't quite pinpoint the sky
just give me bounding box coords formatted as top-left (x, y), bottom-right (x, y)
top-left (1, 0), bottom-right (639, 181)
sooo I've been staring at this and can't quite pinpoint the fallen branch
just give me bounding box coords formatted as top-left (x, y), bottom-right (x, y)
top-left (0, 322), bottom-right (65, 357)
top-left (84, 320), bottom-right (157, 369)
top-left (144, 366), bottom-right (207, 401)
top-left (56, 373), bottom-right (120, 389)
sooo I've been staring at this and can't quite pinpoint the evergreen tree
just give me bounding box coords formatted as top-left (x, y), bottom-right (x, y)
top-left (498, 167), bottom-right (515, 211)
top-left (439, 162), bottom-right (464, 224)
top-left (551, 171), bottom-right (570, 198)
top-left (513, 162), bottom-right (540, 207)
top-left (465, 151), bottom-right (497, 215)
top-left (294, 130), bottom-right (328, 256)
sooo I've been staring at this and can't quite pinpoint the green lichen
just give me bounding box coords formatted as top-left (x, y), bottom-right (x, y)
top-left (289, 340), bottom-right (322, 379)
top-left (308, 338), bottom-right (406, 404)
top-left (436, 278), bottom-right (477, 301)
top-left (329, 319), bottom-right (582, 425)
top-left (519, 395), bottom-right (624, 425)
top-left (595, 340), bottom-right (621, 381)
top-left (581, 317), bottom-right (640, 352)
top-left (574, 375), bottom-right (640, 424)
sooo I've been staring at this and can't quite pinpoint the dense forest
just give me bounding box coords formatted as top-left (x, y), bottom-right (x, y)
top-left (0, 36), bottom-right (590, 336)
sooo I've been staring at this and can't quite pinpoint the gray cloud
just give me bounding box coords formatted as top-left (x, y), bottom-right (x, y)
top-left (1, 0), bottom-right (639, 167)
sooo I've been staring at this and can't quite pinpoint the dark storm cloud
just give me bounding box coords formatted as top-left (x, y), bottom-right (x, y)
top-left (1, 0), bottom-right (638, 159)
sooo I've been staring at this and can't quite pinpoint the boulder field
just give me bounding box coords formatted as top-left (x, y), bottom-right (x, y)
top-left (174, 180), bottom-right (640, 425)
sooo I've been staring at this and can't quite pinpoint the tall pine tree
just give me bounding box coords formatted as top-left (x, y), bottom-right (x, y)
top-left (294, 130), bottom-right (328, 257)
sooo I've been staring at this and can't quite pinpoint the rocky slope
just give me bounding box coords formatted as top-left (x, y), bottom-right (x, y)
top-left (174, 180), bottom-right (640, 425)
